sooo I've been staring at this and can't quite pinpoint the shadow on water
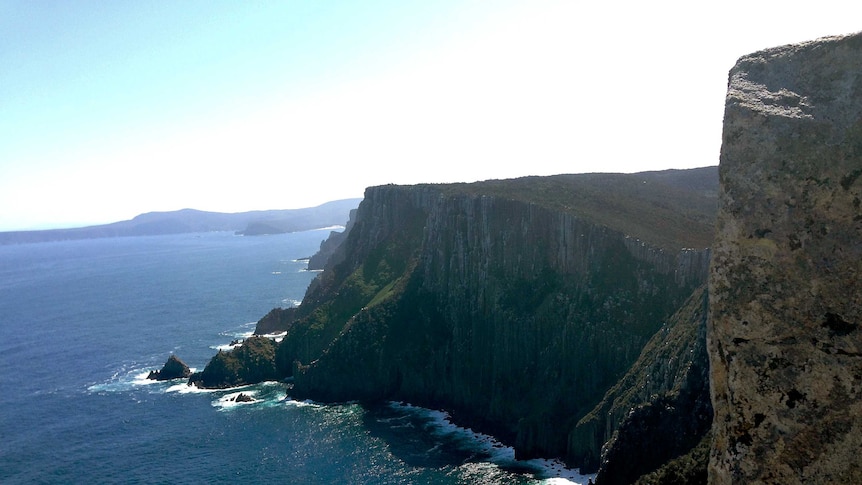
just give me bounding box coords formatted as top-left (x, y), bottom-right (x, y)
top-left (362, 403), bottom-right (475, 468)
top-left (361, 402), bottom-right (543, 477)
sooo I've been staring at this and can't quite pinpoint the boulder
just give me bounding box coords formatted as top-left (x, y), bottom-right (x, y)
top-left (232, 393), bottom-right (254, 403)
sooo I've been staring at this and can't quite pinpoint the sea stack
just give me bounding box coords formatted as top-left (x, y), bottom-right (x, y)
top-left (709, 33), bottom-right (862, 483)
top-left (147, 354), bottom-right (192, 381)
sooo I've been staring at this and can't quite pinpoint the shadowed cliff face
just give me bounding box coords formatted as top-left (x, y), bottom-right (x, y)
top-left (709, 32), bottom-right (862, 484)
top-left (590, 285), bottom-right (713, 485)
top-left (271, 169), bottom-right (717, 472)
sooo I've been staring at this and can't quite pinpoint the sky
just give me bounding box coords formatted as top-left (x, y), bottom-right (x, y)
top-left (1, 1), bottom-right (860, 231)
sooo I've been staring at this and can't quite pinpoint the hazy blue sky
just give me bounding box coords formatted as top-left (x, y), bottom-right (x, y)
top-left (2, 1), bottom-right (860, 230)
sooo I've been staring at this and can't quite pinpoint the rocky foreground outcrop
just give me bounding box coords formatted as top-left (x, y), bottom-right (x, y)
top-left (709, 32), bottom-right (862, 484)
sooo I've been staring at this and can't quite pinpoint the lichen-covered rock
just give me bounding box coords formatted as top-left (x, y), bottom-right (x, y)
top-left (147, 354), bottom-right (191, 380)
top-left (709, 32), bottom-right (862, 484)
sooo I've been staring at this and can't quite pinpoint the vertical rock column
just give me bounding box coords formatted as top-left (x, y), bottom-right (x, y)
top-left (709, 33), bottom-right (862, 483)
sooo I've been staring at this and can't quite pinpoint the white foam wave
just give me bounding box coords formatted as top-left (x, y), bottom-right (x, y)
top-left (210, 322), bottom-right (257, 350)
top-left (238, 328), bottom-right (256, 336)
top-left (132, 370), bottom-right (160, 386)
top-left (280, 298), bottom-right (302, 308)
top-left (259, 331), bottom-right (286, 343)
top-left (284, 398), bottom-right (322, 408)
top-left (218, 325), bottom-right (255, 341)
top-left (87, 365), bottom-right (191, 393)
top-left (211, 329), bottom-right (286, 352)
top-left (165, 383), bottom-right (218, 394)
top-left (213, 390), bottom-right (260, 409)
top-left (312, 225), bottom-right (345, 232)
top-left (208, 381), bottom-right (295, 410)
top-left (211, 342), bottom-right (242, 351)
top-left (387, 402), bottom-right (594, 484)
top-left (131, 369), bottom-right (196, 386)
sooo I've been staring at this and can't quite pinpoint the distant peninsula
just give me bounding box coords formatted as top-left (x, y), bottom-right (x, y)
top-left (0, 199), bottom-right (361, 245)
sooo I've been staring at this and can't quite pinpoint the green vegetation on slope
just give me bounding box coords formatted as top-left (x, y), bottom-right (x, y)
top-left (189, 336), bottom-right (278, 388)
top-left (275, 200), bottom-right (429, 376)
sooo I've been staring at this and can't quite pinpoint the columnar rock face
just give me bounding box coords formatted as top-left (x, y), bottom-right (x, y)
top-left (278, 169), bottom-right (718, 471)
top-left (193, 168), bottom-right (718, 476)
top-left (307, 209), bottom-right (357, 271)
top-left (581, 285), bottom-right (712, 485)
top-left (709, 33), bottom-right (862, 484)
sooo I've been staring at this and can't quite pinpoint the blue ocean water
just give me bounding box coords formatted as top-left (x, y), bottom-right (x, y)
top-left (0, 230), bottom-right (590, 484)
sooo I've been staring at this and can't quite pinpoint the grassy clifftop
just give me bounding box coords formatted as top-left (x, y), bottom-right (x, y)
top-left (424, 166), bottom-right (717, 251)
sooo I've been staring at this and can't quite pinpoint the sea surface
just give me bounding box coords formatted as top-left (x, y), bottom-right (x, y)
top-left (0, 230), bottom-right (591, 484)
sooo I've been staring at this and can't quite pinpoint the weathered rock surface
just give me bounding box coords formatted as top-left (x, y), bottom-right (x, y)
top-left (709, 32), bottom-right (862, 484)
top-left (147, 354), bottom-right (191, 381)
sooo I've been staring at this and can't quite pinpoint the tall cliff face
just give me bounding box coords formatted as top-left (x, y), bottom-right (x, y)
top-left (274, 168), bottom-right (717, 472)
top-left (709, 32), bottom-right (862, 484)
top-left (307, 208), bottom-right (357, 271)
top-left (579, 285), bottom-right (712, 485)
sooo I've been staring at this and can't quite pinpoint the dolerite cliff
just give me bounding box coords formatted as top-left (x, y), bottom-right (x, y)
top-left (307, 209), bottom-right (357, 271)
top-left (709, 33), bottom-right (862, 484)
top-left (223, 167), bottom-right (717, 477)
top-left (578, 285), bottom-right (713, 484)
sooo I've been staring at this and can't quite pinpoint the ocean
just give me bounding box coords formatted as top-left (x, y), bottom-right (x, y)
top-left (0, 230), bottom-right (591, 484)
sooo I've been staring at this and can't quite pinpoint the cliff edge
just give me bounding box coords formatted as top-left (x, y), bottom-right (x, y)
top-left (190, 167), bottom-right (717, 479)
top-left (709, 32), bottom-right (862, 484)
top-left (270, 168), bottom-right (718, 473)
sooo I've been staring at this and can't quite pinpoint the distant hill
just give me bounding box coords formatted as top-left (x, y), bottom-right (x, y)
top-left (0, 199), bottom-right (361, 245)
